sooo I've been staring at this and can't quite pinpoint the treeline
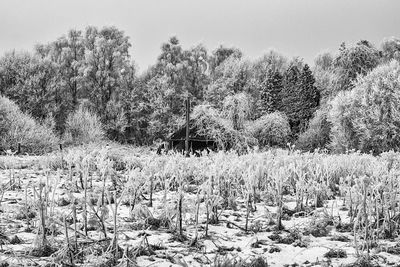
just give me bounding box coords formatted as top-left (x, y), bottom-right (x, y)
top-left (1, 26), bottom-right (400, 153)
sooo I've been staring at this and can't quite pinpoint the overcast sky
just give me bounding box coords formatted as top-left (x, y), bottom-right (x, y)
top-left (1, 0), bottom-right (399, 72)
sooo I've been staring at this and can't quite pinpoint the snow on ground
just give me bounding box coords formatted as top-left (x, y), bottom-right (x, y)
top-left (0, 168), bottom-right (400, 266)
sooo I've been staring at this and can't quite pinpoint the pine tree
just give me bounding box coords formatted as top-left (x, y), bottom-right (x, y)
top-left (270, 71), bottom-right (284, 112)
top-left (279, 62), bottom-right (320, 137)
top-left (257, 69), bottom-right (283, 117)
top-left (298, 64), bottom-right (320, 132)
top-left (279, 63), bottom-right (301, 135)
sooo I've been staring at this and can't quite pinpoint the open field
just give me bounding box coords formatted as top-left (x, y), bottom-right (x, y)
top-left (1, 145), bottom-right (400, 266)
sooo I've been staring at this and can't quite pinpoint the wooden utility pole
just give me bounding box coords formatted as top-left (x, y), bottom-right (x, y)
top-left (185, 96), bottom-right (190, 157)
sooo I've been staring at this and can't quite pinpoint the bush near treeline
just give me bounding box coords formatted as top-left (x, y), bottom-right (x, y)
top-left (0, 96), bottom-right (58, 154)
top-left (0, 96), bottom-right (106, 154)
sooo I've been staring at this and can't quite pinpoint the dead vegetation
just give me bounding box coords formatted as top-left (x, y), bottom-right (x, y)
top-left (1, 145), bottom-right (400, 266)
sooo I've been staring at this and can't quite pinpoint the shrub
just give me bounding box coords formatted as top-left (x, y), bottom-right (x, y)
top-left (324, 248), bottom-right (347, 258)
top-left (248, 112), bottom-right (291, 148)
top-left (63, 106), bottom-right (104, 145)
top-left (296, 107), bottom-right (331, 152)
top-left (0, 96), bottom-right (58, 154)
top-left (213, 256), bottom-right (268, 267)
top-left (303, 220), bottom-right (330, 237)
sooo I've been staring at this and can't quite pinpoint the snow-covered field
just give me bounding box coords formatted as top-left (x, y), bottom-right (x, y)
top-left (1, 154), bottom-right (400, 267)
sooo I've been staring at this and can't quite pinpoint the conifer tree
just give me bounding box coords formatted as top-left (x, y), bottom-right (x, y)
top-left (258, 69), bottom-right (283, 116)
top-left (298, 64), bottom-right (320, 132)
top-left (279, 62), bottom-right (320, 137)
top-left (279, 63), bottom-right (301, 135)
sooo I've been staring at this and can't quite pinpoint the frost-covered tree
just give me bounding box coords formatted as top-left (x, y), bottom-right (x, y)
top-left (206, 56), bottom-right (250, 106)
top-left (313, 52), bottom-right (337, 104)
top-left (222, 92), bottom-right (251, 131)
top-left (329, 60), bottom-right (400, 153)
top-left (248, 50), bottom-right (287, 118)
top-left (81, 26), bottom-right (132, 116)
top-left (0, 52), bottom-right (59, 124)
top-left (36, 29), bottom-right (85, 109)
top-left (34, 29), bottom-right (86, 132)
top-left (332, 40), bottom-right (380, 92)
top-left (210, 45), bottom-right (242, 73)
top-left (145, 37), bottom-right (211, 140)
top-left (279, 61), bottom-right (319, 136)
top-left (257, 69), bottom-right (283, 116)
top-left (298, 64), bottom-right (320, 131)
top-left (252, 50), bottom-right (288, 75)
top-left (381, 36), bottom-right (400, 62)
top-left (314, 52), bottom-right (334, 71)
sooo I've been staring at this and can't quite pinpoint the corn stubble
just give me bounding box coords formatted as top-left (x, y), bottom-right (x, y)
top-left (1, 146), bottom-right (400, 266)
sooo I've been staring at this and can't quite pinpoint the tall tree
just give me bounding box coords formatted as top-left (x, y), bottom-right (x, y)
top-left (152, 36), bottom-right (187, 115)
top-left (181, 44), bottom-right (209, 103)
top-left (329, 60), bottom-right (400, 154)
top-left (81, 26), bottom-right (132, 116)
top-left (252, 50), bottom-right (288, 75)
top-left (279, 61), bottom-right (319, 136)
top-left (279, 62), bottom-right (301, 135)
top-left (313, 52), bottom-right (336, 104)
top-left (0, 52), bottom-right (33, 100)
top-left (34, 29), bottom-right (85, 131)
top-left (210, 45), bottom-right (242, 74)
top-left (146, 37), bottom-right (211, 141)
top-left (0, 52), bottom-right (59, 124)
top-left (123, 71), bottom-right (152, 144)
top-left (332, 40), bottom-right (380, 92)
top-left (297, 64), bottom-right (320, 132)
top-left (314, 52), bottom-right (333, 71)
top-left (381, 37), bottom-right (400, 62)
top-left (206, 56), bottom-right (250, 106)
top-left (257, 69), bottom-right (283, 117)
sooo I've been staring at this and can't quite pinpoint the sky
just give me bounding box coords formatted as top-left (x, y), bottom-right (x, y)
top-left (1, 0), bottom-right (400, 73)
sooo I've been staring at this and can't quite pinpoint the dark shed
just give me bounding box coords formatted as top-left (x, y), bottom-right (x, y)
top-left (158, 122), bottom-right (217, 155)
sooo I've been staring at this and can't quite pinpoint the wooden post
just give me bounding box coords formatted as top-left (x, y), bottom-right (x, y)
top-left (60, 144), bottom-right (64, 169)
top-left (185, 96), bottom-right (190, 157)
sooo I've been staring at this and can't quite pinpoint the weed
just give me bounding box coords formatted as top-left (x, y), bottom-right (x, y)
top-left (324, 248), bottom-right (347, 258)
top-left (213, 255), bottom-right (269, 267)
top-left (9, 235), bottom-right (22, 244)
